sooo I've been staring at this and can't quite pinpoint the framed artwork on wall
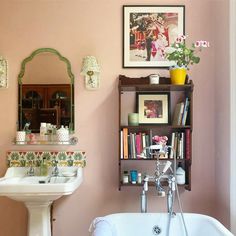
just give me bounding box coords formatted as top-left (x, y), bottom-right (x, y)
top-left (123, 5), bottom-right (185, 68)
top-left (137, 92), bottom-right (170, 124)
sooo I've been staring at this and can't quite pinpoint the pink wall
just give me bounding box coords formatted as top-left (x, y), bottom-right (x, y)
top-left (214, 0), bottom-right (230, 228)
top-left (0, 0), bottom-right (230, 235)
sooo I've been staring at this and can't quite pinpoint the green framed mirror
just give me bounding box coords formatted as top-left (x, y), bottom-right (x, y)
top-left (18, 48), bottom-right (75, 133)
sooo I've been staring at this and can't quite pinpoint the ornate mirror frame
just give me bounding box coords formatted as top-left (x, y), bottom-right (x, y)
top-left (18, 48), bottom-right (75, 132)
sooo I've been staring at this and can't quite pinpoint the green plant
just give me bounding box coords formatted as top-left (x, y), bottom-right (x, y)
top-left (165, 35), bottom-right (209, 69)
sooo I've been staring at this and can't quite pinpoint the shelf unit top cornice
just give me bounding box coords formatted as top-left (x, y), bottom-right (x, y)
top-left (119, 75), bottom-right (194, 92)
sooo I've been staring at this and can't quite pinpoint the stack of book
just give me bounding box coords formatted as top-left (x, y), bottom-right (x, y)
top-left (120, 128), bottom-right (152, 159)
top-left (172, 97), bottom-right (190, 126)
top-left (170, 129), bottom-right (191, 160)
top-left (120, 128), bottom-right (191, 160)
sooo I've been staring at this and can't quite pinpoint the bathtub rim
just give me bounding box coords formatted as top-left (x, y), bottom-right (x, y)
top-left (102, 212), bottom-right (233, 235)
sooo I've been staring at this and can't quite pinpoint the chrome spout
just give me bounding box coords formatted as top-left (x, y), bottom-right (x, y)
top-left (52, 161), bottom-right (59, 177)
top-left (27, 166), bottom-right (35, 176)
top-left (156, 178), bottom-right (165, 197)
top-left (140, 190), bottom-right (147, 213)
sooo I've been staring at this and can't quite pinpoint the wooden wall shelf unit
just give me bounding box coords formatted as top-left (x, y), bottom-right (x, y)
top-left (118, 75), bottom-right (194, 191)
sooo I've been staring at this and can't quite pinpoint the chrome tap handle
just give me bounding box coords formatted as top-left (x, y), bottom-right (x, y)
top-left (27, 165), bottom-right (35, 176)
top-left (52, 160), bottom-right (59, 176)
top-left (168, 175), bottom-right (176, 191)
top-left (141, 190), bottom-right (147, 213)
top-left (143, 176), bottom-right (149, 192)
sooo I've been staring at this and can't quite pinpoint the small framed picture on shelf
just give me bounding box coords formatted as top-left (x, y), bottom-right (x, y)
top-left (137, 92), bottom-right (170, 124)
top-left (123, 5), bottom-right (185, 68)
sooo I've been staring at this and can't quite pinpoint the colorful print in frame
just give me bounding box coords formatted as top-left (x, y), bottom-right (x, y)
top-left (123, 5), bottom-right (185, 68)
top-left (137, 93), bottom-right (170, 124)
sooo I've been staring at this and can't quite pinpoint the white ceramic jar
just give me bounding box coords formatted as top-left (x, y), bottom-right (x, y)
top-left (56, 125), bottom-right (69, 143)
top-left (149, 74), bottom-right (160, 84)
top-left (16, 131), bottom-right (26, 143)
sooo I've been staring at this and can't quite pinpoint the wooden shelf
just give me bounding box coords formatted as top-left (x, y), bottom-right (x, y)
top-left (121, 125), bottom-right (191, 129)
top-left (119, 75), bottom-right (194, 92)
top-left (119, 181), bottom-right (190, 190)
top-left (118, 75), bottom-right (193, 192)
top-left (120, 158), bottom-right (189, 162)
top-left (120, 84), bottom-right (193, 92)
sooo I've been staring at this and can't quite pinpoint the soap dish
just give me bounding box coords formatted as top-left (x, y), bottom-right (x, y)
top-left (62, 172), bottom-right (76, 177)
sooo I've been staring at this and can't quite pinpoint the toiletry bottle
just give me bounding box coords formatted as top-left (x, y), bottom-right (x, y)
top-left (52, 125), bottom-right (57, 141)
top-left (130, 170), bottom-right (138, 184)
top-left (40, 122), bottom-right (47, 142)
top-left (176, 163), bottom-right (185, 185)
top-left (40, 157), bottom-right (48, 176)
top-left (123, 171), bottom-right (129, 184)
top-left (47, 123), bottom-right (52, 141)
top-left (137, 173), bottom-right (142, 184)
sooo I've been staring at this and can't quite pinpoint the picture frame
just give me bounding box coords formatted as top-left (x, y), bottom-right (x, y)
top-left (123, 5), bottom-right (185, 68)
top-left (137, 92), bottom-right (170, 124)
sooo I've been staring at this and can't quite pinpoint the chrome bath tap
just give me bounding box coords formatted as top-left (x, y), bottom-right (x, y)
top-left (140, 144), bottom-right (176, 214)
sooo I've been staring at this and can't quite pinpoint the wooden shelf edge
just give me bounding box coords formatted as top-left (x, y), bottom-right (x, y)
top-left (120, 158), bottom-right (189, 161)
top-left (120, 125), bottom-right (191, 129)
top-left (119, 182), bottom-right (190, 190)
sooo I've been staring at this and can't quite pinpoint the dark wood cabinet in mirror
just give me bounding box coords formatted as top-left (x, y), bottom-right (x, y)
top-left (18, 48), bottom-right (75, 133)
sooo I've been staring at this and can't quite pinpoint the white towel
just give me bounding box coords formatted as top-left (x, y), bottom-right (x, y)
top-left (89, 217), bottom-right (117, 236)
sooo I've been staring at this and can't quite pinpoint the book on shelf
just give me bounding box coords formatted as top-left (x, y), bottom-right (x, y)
top-left (120, 129), bottom-right (151, 159)
top-left (172, 102), bottom-right (184, 126)
top-left (131, 133), bottom-right (136, 159)
top-left (145, 133), bottom-right (151, 158)
top-left (170, 131), bottom-right (186, 159)
top-left (123, 128), bottom-right (128, 159)
top-left (181, 97), bottom-right (190, 125)
top-left (169, 132), bottom-right (175, 159)
top-left (172, 98), bottom-right (190, 126)
top-left (185, 129), bottom-right (191, 160)
top-left (120, 130), bottom-right (123, 159)
top-left (136, 133), bottom-right (142, 156)
top-left (128, 134), bottom-right (131, 159)
top-left (142, 133), bottom-right (147, 157)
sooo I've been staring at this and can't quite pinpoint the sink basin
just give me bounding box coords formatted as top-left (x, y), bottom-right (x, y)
top-left (0, 166), bottom-right (83, 236)
top-left (0, 166), bottom-right (82, 202)
top-left (0, 176), bottom-right (74, 184)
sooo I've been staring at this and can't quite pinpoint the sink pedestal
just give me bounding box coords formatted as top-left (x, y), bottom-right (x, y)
top-left (25, 201), bottom-right (52, 236)
top-left (0, 167), bottom-right (84, 236)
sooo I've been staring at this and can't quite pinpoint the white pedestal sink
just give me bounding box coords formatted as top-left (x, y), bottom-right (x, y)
top-left (0, 167), bottom-right (83, 236)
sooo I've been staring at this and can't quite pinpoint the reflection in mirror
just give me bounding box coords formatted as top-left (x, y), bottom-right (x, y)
top-left (18, 48), bottom-right (74, 133)
top-left (23, 52), bottom-right (69, 84)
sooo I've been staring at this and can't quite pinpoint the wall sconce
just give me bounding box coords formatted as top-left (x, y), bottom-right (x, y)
top-left (0, 56), bottom-right (8, 88)
top-left (80, 56), bottom-right (100, 90)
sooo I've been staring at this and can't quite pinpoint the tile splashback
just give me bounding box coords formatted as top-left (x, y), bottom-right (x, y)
top-left (7, 151), bottom-right (86, 168)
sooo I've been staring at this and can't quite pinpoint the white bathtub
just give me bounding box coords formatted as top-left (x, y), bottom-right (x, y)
top-left (90, 213), bottom-right (233, 236)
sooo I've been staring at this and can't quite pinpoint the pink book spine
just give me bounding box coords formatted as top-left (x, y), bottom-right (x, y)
top-left (185, 129), bottom-right (191, 160)
top-left (136, 133), bottom-right (141, 156)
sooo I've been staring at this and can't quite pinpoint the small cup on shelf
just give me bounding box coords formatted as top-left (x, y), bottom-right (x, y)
top-left (16, 131), bottom-right (26, 144)
top-left (128, 113), bottom-right (139, 126)
top-left (149, 74), bottom-right (160, 84)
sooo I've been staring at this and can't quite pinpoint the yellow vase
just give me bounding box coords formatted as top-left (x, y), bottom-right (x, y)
top-left (170, 68), bottom-right (187, 85)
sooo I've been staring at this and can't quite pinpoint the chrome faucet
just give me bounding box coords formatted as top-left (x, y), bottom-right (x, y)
top-left (27, 165), bottom-right (35, 176)
top-left (140, 144), bottom-right (176, 214)
top-left (52, 161), bottom-right (59, 176)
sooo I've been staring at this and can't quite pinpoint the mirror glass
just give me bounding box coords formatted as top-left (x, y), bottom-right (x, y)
top-left (18, 48), bottom-right (74, 133)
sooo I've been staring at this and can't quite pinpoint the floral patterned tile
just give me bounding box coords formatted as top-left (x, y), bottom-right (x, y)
top-left (7, 151), bottom-right (86, 168)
